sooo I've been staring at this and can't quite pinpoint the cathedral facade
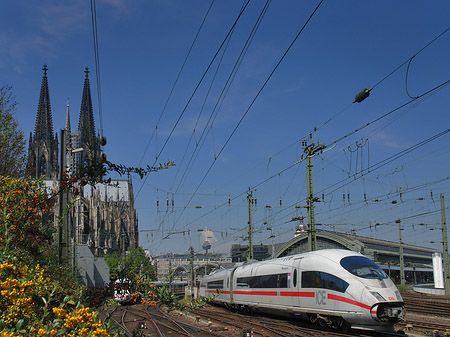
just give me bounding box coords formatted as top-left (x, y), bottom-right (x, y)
top-left (27, 65), bottom-right (138, 256)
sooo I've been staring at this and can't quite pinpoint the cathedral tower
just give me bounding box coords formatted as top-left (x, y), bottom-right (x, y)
top-left (27, 65), bottom-right (59, 179)
top-left (77, 67), bottom-right (100, 167)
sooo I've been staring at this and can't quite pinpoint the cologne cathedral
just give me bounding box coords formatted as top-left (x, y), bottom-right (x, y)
top-left (27, 65), bottom-right (138, 256)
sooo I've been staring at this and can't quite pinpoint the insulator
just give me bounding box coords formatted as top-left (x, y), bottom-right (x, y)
top-left (100, 136), bottom-right (107, 146)
top-left (354, 88), bottom-right (371, 103)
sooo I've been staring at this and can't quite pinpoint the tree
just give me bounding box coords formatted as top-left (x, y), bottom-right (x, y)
top-left (0, 176), bottom-right (55, 263)
top-left (0, 85), bottom-right (27, 178)
top-left (105, 246), bottom-right (155, 281)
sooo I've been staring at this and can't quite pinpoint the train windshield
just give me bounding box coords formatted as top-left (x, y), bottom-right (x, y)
top-left (340, 256), bottom-right (388, 279)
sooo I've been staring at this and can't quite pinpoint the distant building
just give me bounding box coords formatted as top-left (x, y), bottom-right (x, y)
top-left (28, 65), bottom-right (138, 256)
top-left (154, 252), bottom-right (232, 282)
top-left (231, 229), bottom-right (437, 269)
top-left (231, 244), bottom-right (271, 262)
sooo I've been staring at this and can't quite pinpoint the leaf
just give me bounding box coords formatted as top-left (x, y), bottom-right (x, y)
top-left (57, 329), bottom-right (66, 336)
top-left (16, 319), bottom-right (24, 330)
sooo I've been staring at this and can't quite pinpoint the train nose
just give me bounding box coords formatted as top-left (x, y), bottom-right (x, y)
top-left (370, 303), bottom-right (405, 322)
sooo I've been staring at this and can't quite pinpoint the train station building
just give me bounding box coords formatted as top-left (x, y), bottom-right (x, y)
top-left (231, 229), bottom-right (437, 284)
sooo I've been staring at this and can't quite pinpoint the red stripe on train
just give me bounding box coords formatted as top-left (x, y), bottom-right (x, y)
top-left (233, 290), bottom-right (278, 296)
top-left (280, 291), bottom-right (315, 297)
top-left (205, 289), bottom-right (372, 311)
top-left (328, 293), bottom-right (371, 310)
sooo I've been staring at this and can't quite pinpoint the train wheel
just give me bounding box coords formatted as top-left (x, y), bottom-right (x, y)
top-left (337, 319), bottom-right (351, 332)
top-left (318, 318), bottom-right (328, 328)
top-left (308, 314), bottom-right (318, 324)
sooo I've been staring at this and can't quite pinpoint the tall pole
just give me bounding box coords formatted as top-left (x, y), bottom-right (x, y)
top-left (396, 219), bottom-right (405, 289)
top-left (303, 134), bottom-right (324, 252)
top-left (247, 189), bottom-right (253, 260)
top-left (306, 150), bottom-right (316, 251)
top-left (440, 194), bottom-right (450, 295)
top-left (122, 234), bottom-right (126, 271)
top-left (189, 246), bottom-right (194, 296)
top-left (59, 129), bottom-right (69, 263)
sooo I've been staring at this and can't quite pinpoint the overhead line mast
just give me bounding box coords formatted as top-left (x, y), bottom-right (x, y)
top-left (303, 134), bottom-right (325, 251)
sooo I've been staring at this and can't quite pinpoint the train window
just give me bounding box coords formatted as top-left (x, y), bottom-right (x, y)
top-left (301, 271), bottom-right (349, 293)
top-left (253, 274), bottom-right (276, 288)
top-left (293, 269), bottom-right (297, 287)
top-left (237, 276), bottom-right (252, 288)
top-left (237, 273), bottom-right (289, 289)
top-left (278, 273), bottom-right (288, 288)
top-left (340, 256), bottom-right (388, 280)
top-left (207, 280), bottom-right (224, 289)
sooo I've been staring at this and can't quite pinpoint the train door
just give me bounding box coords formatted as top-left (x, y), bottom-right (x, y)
top-left (279, 260), bottom-right (300, 308)
top-left (291, 261), bottom-right (301, 308)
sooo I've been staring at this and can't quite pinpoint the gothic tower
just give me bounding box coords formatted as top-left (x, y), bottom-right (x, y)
top-left (77, 67), bottom-right (100, 167)
top-left (27, 65), bottom-right (59, 179)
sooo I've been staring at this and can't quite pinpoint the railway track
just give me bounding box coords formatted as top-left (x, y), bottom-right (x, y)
top-left (398, 292), bottom-right (450, 336)
top-left (191, 305), bottom-right (406, 337)
top-left (106, 304), bottom-right (208, 337)
top-left (98, 291), bottom-right (450, 337)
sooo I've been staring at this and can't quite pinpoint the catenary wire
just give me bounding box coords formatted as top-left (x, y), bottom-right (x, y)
top-left (90, 0), bottom-right (103, 137)
top-left (168, 0), bottom-right (325, 233)
top-left (137, 0), bottom-right (215, 168)
top-left (135, 0), bottom-right (251, 199)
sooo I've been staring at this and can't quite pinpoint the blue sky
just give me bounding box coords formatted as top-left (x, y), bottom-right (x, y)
top-left (2, 1), bottom-right (450, 256)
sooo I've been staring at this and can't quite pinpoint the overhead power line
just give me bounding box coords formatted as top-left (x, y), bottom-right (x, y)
top-left (136, 0), bottom-right (252, 199)
top-left (372, 26), bottom-right (449, 90)
top-left (137, 0), bottom-right (216, 168)
top-left (172, 0), bottom-right (272, 196)
top-left (90, 0), bottom-right (103, 137)
top-left (170, 0), bottom-right (325, 232)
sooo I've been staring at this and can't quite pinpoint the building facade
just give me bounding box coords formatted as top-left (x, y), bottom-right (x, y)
top-left (28, 65), bottom-right (138, 256)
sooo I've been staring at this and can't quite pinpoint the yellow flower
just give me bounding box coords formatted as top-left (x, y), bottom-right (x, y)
top-left (0, 263), bottom-right (14, 271)
top-left (52, 307), bottom-right (67, 318)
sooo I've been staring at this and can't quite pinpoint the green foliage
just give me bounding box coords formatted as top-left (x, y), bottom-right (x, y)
top-left (104, 247), bottom-right (155, 282)
top-left (0, 85), bottom-right (27, 178)
top-left (154, 272), bottom-right (218, 314)
top-left (73, 158), bottom-right (175, 188)
top-left (0, 176), bottom-right (55, 263)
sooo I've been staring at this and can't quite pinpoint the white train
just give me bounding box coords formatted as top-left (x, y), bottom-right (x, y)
top-left (114, 278), bottom-right (132, 303)
top-left (199, 249), bottom-right (404, 332)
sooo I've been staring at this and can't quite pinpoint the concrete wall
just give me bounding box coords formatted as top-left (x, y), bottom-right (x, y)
top-left (76, 244), bottom-right (110, 287)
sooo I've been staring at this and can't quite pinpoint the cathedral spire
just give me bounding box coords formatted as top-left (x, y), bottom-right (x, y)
top-left (65, 98), bottom-right (72, 150)
top-left (78, 67), bottom-right (96, 147)
top-left (77, 67), bottom-right (100, 164)
top-left (65, 98), bottom-right (71, 132)
top-left (27, 65), bottom-right (59, 179)
top-left (34, 64), bottom-right (54, 142)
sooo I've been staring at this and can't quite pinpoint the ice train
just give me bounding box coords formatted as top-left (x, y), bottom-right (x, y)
top-left (199, 249), bottom-right (405, 332)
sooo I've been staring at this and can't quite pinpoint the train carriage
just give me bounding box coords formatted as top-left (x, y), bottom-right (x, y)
top-left (114, 278), bottom-right (132, 304)
top-left (199, 249), bottom-right (404, 332)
